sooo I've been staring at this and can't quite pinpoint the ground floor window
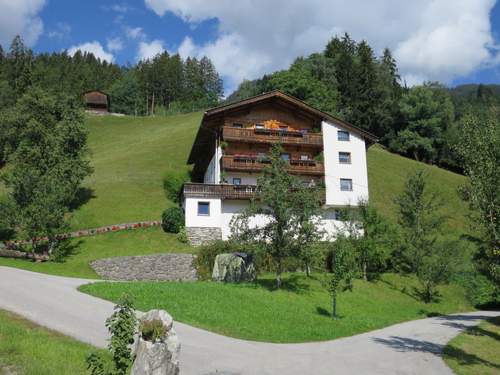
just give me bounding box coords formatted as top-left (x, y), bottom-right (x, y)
top-left (197, 201), bottom-right (210, 216)
top-left (340, 178), bottom-right (353, 191)
top-left (233, 178), bottom-right (241, 185)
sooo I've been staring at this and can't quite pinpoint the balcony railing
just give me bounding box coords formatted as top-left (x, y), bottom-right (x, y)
top-left (183, 183), bottom-right (258, 200)
top-left (222, 155), bottom-right (324, 176)
top-left (222, 126), bottom-right (323, 147)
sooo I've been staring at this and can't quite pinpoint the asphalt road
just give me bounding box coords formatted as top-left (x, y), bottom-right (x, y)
top-left (0, 266), bottom-right (498, 375)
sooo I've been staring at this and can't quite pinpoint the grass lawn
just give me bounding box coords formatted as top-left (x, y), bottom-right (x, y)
top-left (0, 226), bottom-right (193, 278)
top-left (0, 309), bottom-right (108, 375)
top-left (81, 273), bottom-right (473, 343)
top-left (443, 316), bottom-right (500, 375)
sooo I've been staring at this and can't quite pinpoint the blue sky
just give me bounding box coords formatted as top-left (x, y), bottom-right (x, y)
top-left (1, 0), bottom-right (499, 93)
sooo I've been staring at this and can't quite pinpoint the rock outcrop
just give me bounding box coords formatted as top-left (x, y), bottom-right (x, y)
top-left (212, 253), bottom-right (256, 283)
top-left (131, 310), bottom-right (180, 375)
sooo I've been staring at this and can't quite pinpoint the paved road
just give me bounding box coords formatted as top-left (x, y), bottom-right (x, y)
top-left (0, 266), bottom-right (498, 375)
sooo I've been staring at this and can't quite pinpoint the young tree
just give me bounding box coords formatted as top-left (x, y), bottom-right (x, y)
top-left (325, 235), bottom-right (357, 319)
top-left (456, 115), bottom-right (500, 286)
top-left (87, 295), bottom-right (137, 375)
top-left (231, 145), bottom-right (322, 288)
top-left (0, 89), bottom-right (92, 253)
top-left (355, 199), bottom-right (393, 280)
top-left (395, 170), bottom-right (460, 301)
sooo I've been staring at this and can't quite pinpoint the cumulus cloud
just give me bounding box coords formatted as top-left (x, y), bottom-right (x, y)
top-left (107, 37), bottom-right (124, 52)
top-left (137, 39), bottom-right (165, 60)
top-left (0, 0), bottom-right (47, 47)
top-left (68, 41), bottom-right (114, 63)
top-left (145, 0), bottom-right (499, 91)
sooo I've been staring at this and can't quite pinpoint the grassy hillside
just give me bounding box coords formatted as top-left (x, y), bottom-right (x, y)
top-left (2, 112), bottom-right (469, 234)
top-left (69, 112), bottom-right (201, 230)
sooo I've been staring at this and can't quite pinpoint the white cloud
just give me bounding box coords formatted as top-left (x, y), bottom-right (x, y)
top-left (124, 26), bottom-right (146, 40)
top-left (107, 37), bottom-right (123, 52)
top-left (145, 0), bottom-right (499, 91)
top-left (0, 0), bottom-right (47, 47)
top-left (47, 22), bottom-right (71, 40)
top-left (137, 39), bottom-right (164, 60)
top-left (68, 41), bottom-right (114, 63)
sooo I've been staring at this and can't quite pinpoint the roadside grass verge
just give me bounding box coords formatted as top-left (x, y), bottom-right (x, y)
top-left (0, 226), bottom-right (193, 278)
top-left (0, 309), bottom-right (108, 375)
top-left (443, 316), bottom-right (500, 375)
top-left (80, 273), bottom-right (473, 343)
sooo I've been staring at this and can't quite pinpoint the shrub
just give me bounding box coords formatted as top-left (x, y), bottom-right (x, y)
top-left (163, 169), bottom-right (190, 203)
top-left (196, 240), bottom-right (247, 279)
top-left (161, 207), bottom-right (184, 234)
top-left (139, 319), bottom-right (167, 342)
top-left (459, 272), bottom-right (500, 308)
top-left (177, 227), bottom-right (188, 243)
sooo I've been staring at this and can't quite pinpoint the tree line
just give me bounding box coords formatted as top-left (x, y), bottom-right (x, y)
top-left (0, 35), bottom-right (223, 116)
top-left (227, 33), bottom-right (500, 173)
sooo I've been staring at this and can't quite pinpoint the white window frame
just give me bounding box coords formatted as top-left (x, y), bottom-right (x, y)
top-left (197, 201), bottom-right (210, 216)
top-left (340, 178), bottom-right (353, 191)
top-left (338, 130), bottom-right (350, 141)
top-left (338, 152), bottom-right (351, 164)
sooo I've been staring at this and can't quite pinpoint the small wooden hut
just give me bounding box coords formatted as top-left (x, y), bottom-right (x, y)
top-left (83, 90), bottom-right (109, 113)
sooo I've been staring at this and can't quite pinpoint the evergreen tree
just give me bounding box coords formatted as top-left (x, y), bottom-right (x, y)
top-left (350, 40), bottom-right (380, 132)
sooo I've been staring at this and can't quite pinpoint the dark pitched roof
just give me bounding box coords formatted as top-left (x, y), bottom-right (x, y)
top-left (187, 90), bottom-right (378, 165)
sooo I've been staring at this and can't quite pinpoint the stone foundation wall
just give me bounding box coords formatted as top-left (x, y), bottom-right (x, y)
top-left (186, 227), bottom-right (222, 246)
top-left (90, 253), bottom-right (197, 281)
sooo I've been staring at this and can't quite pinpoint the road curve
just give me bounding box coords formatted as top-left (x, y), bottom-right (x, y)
top-left (0, 266), bottom-right (498, 375)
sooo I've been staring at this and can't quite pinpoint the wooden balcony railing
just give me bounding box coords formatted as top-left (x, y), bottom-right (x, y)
top-left (222, 126), bottom-right (323, 147)
top-left (183, 183), bottom-right (258, 200)
top-left (222, 155), bottom-right (324, 176)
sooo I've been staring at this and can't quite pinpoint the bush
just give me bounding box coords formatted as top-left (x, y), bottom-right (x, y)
top-left (139, 319), bottom-right (167, 342)
top-left (176, 227), bottom-right (188, 243)
top-left (458, 272), bottom-right (500, 308)
top-left (163, 169), bottom-right (190, 203)
top-left (196, 240), bottom-right (247, 279)
top-left (161, 207), bottom-right (184, 233)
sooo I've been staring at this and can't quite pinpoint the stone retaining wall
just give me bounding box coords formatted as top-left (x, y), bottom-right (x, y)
top-left (186, 227), bottom-right (222, 246)
top-left (90, 253), bottom-right (198, 281)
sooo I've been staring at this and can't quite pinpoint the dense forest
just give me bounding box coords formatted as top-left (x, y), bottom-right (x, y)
top-left (0, 35), bottom-right (223, 116)
top-left (227, 34), bottom-right (500, 173)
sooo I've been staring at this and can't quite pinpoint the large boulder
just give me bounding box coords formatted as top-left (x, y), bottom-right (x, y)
top-left (212, 252), bottom-right (256, 283)
top-left (131, 310), bottom-right (180, 375)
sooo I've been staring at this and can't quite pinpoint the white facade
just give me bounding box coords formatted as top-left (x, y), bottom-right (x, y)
top-left (322, 120), bottom-right (369, 206)
top-left (184, 197), bottom-right (351, 240)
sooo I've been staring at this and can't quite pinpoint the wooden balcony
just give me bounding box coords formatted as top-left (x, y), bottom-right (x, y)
top-left (183, 183), bottom-right (258, 200)
top-left (222, 126), bottom-right (323, 147)
top-left (222, 155), bottom-right (324, 176)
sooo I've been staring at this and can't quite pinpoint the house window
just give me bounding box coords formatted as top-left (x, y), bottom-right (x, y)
top-left (340, 178), bottom-right (353, 191)
top-left (339, 152), bottom-right (351, 164)
top-left (232, 178), bottom-right (241, 185)
top-left (300, 154), bottom-right (309, 161)
top-left (255, 123), bottom-right (265, 129)
top-left (338, 130), bottom-right (350, 141)
top-left (197, 201), bottom-right (210, 216)
top-left (232, 123), bottom-right (243, 128)
top-left (281, 153), bottom-right (291, 161)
